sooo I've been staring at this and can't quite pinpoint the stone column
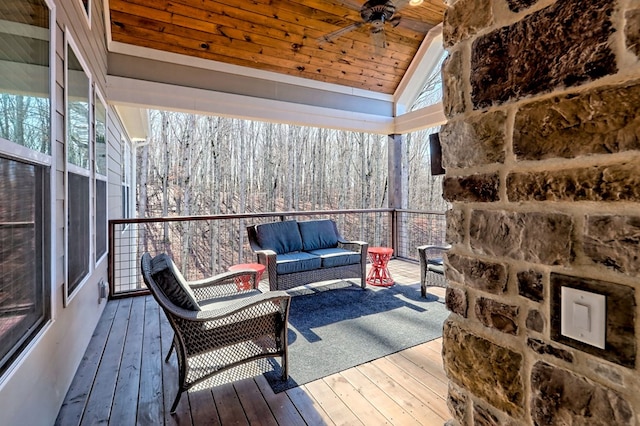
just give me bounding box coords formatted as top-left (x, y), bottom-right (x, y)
top-left (439, 0), bottom-right (640, 424)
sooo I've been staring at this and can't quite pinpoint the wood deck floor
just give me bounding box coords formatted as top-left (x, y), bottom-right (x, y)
top-left (56, 260), bottom-right (450, 426)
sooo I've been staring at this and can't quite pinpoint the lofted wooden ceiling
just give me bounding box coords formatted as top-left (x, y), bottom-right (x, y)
top-left (108, 0), bottom-right (445, 95)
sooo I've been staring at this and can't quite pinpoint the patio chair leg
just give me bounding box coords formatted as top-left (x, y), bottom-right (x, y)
top-left (281, 353), bottom-right (288, 380)
top-left (170, 390), bottom-right (182, 414)
top-left (165, 341), bottom-right (174, 363)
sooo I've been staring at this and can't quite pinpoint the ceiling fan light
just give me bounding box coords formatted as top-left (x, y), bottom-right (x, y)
top-left (409, 0), bottom-right (424, 5)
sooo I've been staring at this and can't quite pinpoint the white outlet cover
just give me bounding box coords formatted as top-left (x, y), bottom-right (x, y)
top-left (561, 287), bottom-right (606, 349)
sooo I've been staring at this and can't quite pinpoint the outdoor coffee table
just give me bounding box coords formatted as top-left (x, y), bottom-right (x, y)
top-left (228, 263), bottom-right (266, 291)
top-left (366, 246), bottom-right (394, 287)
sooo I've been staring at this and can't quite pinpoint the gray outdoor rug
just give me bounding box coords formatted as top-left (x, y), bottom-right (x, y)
top-left (263, 280), bottom-right (449, 393)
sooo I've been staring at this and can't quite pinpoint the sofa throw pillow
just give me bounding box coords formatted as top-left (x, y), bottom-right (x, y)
top-left (298, 219), bottom-right (339, 251)
top-left (150, 253), bottom-right (200, 311)
top-left (255, 220), bottom-right (304, 254)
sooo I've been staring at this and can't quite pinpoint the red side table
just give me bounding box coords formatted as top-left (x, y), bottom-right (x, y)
top-left (366, 247), bottom-right (394, 287)
top-left (228, 263), bottom-right (266, 291)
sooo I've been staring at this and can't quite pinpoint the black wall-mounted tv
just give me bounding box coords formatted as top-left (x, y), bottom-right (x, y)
top-left (429, 132), bottom-right (445, 176)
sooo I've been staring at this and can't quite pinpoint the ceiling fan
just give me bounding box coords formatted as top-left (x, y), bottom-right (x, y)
top-left (318, 0), bottom-right (427, 51)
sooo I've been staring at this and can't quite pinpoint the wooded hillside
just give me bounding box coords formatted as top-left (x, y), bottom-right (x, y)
top-left (137, 111), bottom-right (447, 218)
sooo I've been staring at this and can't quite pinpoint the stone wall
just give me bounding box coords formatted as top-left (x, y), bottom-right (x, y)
top-left (439, 0), bottom-right (640, 424)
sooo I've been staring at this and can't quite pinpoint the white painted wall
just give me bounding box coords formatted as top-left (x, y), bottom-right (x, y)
top-left (0, 1), bottom-right (130, 424)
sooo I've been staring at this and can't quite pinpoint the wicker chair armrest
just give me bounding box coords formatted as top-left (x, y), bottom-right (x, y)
top-left (337, 240), bottom-right (367, 253)
top-left (253, 250), bottom-right (279, 291)
top-left (198, 291), bottom-right (290, 321)
top-left (417, 244), bottom-right (452, 252)
top-left (417, 244), bottom-right (451, 263)
top-left (254, 249), bottom-right (277, 263)
top-left (188, 270), bottom-right (259, 300)
top-left (165, 291), bottom-right (291, 322)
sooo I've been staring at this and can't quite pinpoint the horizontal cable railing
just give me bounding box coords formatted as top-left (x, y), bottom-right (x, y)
top-left (108, 209), bottom-right (445, 298)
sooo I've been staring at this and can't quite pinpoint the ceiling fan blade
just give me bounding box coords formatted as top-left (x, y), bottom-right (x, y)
top-left (340, 0), bottom-right (366, 11)
top-left (371, 28), bottom-right (387, 54)
top-left (318, 22), bottom-right (365, 44)
top-left (395, 16), bottom-right (433, 33)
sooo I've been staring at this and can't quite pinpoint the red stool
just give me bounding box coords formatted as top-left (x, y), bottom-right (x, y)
top-left (228, 263), bottom-right (266, 291)
top-left (366, 247), bottom-right (394, 287)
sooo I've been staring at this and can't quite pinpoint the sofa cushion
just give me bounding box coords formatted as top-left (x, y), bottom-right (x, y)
top-left (150, 253), bottom-right (200, 311)
top-left (256, 220), bottom-right (304, 254)
top-left (298, 219), bottom-right (339, 251)
top-left (306, 248), bottom-right (361, 268)
top-left (276, 252), bottom-right (322, 274)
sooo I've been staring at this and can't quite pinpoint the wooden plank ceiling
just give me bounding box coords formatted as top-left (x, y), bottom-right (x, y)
top-left (108, 0), bottom-right (445, 95)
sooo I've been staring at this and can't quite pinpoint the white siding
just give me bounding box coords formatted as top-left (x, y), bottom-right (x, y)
top-left (0, 1), bottom-right (129, 424)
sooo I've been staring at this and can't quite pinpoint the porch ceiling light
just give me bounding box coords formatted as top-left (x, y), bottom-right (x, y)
top-left (409, 0), bottom-right (424, 5)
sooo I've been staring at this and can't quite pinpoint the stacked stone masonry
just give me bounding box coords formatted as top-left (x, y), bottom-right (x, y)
top-left (440, 0), bottom-right (640, 424)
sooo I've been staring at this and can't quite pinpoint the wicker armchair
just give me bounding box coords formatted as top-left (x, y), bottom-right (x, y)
top-left (140, 252), bottom-right (291, 413)
top-left (417, 244), bottom-right (451, 298)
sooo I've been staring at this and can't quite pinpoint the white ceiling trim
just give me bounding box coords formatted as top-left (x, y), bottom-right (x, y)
top-left (394, 24), bottom-right (444, 113)
top-left (114, 104), bottom-right (149, 141)
top-left (393, 103), bottom-right (446, 134)
top-left (107, 76), bottom-right (395, 134)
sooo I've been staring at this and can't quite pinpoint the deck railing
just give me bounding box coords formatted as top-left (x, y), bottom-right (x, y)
top-left (108, 209), bottom-right (446, 298)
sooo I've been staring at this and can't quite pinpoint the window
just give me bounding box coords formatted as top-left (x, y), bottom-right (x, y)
top-left (66, 37), bottom-right (91, 301)
top-left (0, 158), bottom-right (49, 376)
top-left (0, 2), bottom-right (51, 154)
top-left (95, 91), bottom-right (107, 261)
top-left (0, 0), bottom-right (52, 377)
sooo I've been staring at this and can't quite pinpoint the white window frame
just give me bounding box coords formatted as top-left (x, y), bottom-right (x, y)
top-left (78, 0), bottom-right (91, 29)
top-left (94, 87), bottom-right (108, 265)
top-left (64, 32), bottom-right (93, 306)
top-left (0, 0), bottom-right (56, 384)
top-left (121, 134), bottom-right (132, 224)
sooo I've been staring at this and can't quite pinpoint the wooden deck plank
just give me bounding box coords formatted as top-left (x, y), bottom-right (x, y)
top-left (399, 344), bottom-right (448, 384)
top-left (188, 389), bottom-right (219, 426)
top-left (371, 357), bottom-right (449, 420)
top-left (285, 386), bottom-right (334, 426)
top-left (303, 378), bottom-right (365, 426)
top-left (322, 372), bottom-right (390, 425)
top-left (356, 361), bottom-right (443, 426)
top-left (137, 297), bottom-right (165, 425)
top-left (339, 367), bottom-right (422, 426)
top-left (213, 382), bottom-right (250, 425)
top-left (109, 296), bottom-right (146, 426)
top-left (55, 299), bottom-right (119, 426)
top-left (80, 298), bottom-right (133, 426)
top-left (386, 352), bottom-right (448, 399)
top-left (423, 339), bottom-right (445, 358)
top-left (233, 378), bottom-right (278, 426)
top-left (254, 374), bottom-right (307, 426)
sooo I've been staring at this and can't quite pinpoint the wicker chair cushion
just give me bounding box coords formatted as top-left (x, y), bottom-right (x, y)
top-left (306, 248), bottom-right (361, 268)
top-left (255, 220), bottom-right (303, 254)
top-left (298, 219), bottom-right (339, 251)
top-left (276, 252), bottom-right (322, 274)
top-left (150, 253), bottom-right (200, 311)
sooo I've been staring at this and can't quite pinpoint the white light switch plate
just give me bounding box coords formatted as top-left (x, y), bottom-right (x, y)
top-left (561, 287), bottom-right (606, 349)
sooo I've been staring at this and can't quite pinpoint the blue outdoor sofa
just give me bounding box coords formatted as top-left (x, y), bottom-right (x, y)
top-left (247, 219), bottom-right (368, 291)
